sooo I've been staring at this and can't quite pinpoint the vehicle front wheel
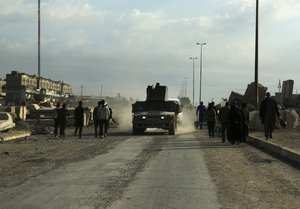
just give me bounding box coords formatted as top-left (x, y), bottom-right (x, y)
top-left (168, 125), bottom-right (175, 135)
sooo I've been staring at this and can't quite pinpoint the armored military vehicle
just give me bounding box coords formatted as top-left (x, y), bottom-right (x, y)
top-left (132, 83), bottom-right (182, 135)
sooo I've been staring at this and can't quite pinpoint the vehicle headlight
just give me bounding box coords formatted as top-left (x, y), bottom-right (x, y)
top-left (142, 116), bottom-right (146, 119)
top-left (160, 116), bottom-right (165, 120)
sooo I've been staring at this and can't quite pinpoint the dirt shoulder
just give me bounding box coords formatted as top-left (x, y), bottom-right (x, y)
top-left (0, 127), bottom-right (131, 189)
top-left (250, 127), bottom-right (300, 153)
top-left (194, 130), bottom-right (300, 209)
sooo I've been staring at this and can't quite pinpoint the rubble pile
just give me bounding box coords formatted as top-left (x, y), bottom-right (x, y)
top-left (31, 124), bottom-right (54, 135)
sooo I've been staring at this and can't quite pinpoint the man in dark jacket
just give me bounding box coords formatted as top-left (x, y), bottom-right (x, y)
top-left (196, 102), bottom-right (206, 129)
top-left (229, 101), bottom-right (243, 145)
top-left (218, 101), bottom-right (230, 143)
top-left (93, 101), bottom-right (101, 138)
top-left (259, 92), bottom-right (280, 140)
top-left (53, 102), bottom-right (61, 138)
top-left (57, 103), bottom-right (69, 138)
top-left (74, 101), bottom-right (85, 139)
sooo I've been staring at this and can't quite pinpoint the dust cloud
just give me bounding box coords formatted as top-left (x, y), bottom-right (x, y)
top-left (114, 105), bottom-right (198, 135)
top-left (177, 110), bottom-right (197, 134)
top-left (115, 105), bottom-right (133, 132)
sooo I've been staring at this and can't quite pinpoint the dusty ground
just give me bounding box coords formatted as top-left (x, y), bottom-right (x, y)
top-left (0, 123), bottom-right (299, 208)
top-left (250, 127), bottom-right (300, 153)
top-left (193, 128), bottom-right (300, 209)
top-left (0, 126), bottom-right (132, 189)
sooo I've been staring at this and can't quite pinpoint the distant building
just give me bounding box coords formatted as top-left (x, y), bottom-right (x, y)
top-left (5, 71), bottom-right (72, 105)
top-left (0, 78), bottom-right (5, 93)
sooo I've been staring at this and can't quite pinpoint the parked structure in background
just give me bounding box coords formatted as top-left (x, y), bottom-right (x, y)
top-left (229, 80), bottom-right (300, 109)
top-left (5, 71), bottom-right (72, 105)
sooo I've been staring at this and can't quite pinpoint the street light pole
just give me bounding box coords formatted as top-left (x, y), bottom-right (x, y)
top-left (196, 42), bottom-right (206, 104)
top-left (190, 57), bottom-right (198, 106)
top-left (37, 0), bottom-right (41, 89)
top-left (255, 0), bottom-right (259, 109)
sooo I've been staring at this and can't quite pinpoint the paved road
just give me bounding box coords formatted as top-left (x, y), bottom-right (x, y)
top-left (108, 134), bottom-right (220, 209)
top-left (1, 130), bottom-right (299, 209)
top-left (0, 133), bottom-right (220, 209)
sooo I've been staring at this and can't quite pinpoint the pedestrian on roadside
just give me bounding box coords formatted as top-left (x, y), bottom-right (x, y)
top-left (241, 102), bottom-right (250, 142)
top-left (259, 92), bottom-right (281, 140)
top-left (229, 101), bottom-right (243, 145)
top-left (84, 107), bottom-right (92, 127)
top-left (205, 102), bottom-right (217, 138)
top-left (74, 101), bottom-right (85, 139)
top-left (196, 101), bottom-right (206, 129)
top-left (57, 102), bottom-right (69, 138)
top-left (93, 101), bottom-right (101, 138)
top-left (218, 101), bottom-right (231, 143)
top-left (105, 103), bottom-right (112, 129)
top-left (98, 100), bottom-right (111, 139)
top-left (53, 101), bottom-right (61, 138)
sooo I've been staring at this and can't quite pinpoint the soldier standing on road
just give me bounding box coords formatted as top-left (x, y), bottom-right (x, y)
top-left (218, 101), bottom-right (230, 143)
top-left (74, 101), bottom-right (85, 139)
top-left (57, 103), bottom-right (69, 138)
top-left (205, 102), bottom-right (217, 138)
top-left (259, 92), bottom-right (281, 140)
top-left (196, 101), bottom-right (206, 129)
top-left (93, 101), bottom-right (101, 138)
top-left (98, 100), bottom-right (111, 139)
top-left (53, 102), bottom-right (61, 138)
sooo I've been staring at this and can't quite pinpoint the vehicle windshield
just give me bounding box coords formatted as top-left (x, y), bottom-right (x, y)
top-left (133, 101), bottom-right (179, 112)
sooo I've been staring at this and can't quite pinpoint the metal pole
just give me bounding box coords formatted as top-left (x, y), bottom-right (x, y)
top-left (196, 43), bottom-right (206, 104)
top-left (38, 0), bottom-right (41, 89)
top-left (255, 0), bottom-right (259, 109)
top-left (100, 84), bottom-right (103, 97)
top-left (190, 57), bottom-right (198, 106)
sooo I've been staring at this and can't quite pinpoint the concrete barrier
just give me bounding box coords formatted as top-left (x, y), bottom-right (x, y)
top-left (248, 135), bottom-right (300, 166)
top-left (0, 131), bottom-right (31, 142)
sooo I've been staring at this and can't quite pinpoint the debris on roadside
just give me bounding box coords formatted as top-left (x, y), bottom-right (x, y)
top-left (31, 123), bottom-right (54, 135)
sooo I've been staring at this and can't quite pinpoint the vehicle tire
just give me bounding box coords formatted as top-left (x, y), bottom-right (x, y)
top-left (133, 126), bottom-right (144, 135)
top-left (169, 124), bottom-right (175, 135)
top-left (132, 125), bottom-right (138, 135)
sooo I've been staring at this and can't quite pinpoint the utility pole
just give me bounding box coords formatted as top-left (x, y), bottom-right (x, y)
top-left (196, 43), bottom-right (207, 104)
top-left (37, 0), bottom-right (41, 89)
top-left (278, 79), bottom-right (282, 92)
top-left (100, 85), bottom-right (103, 97)
top-left (254, 0), bottom-right (259, 108)
top-left (190, 57), bottom-right (198, 106)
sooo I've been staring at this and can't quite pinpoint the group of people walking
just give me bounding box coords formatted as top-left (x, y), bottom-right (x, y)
top-left (196, 92), bottom-right (281, 144)
top-left (196, 100), bottom-right (249, 145)
top-left (92, 100), bottom-right (112, 139)
top-left (53, 100), bottom-right (112, 139)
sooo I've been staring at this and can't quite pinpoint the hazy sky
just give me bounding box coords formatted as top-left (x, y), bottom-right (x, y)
top-left (1, 0), bottom-right (300, 104)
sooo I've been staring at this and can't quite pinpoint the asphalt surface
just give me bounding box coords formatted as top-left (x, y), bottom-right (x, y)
top-left (0, 134), bottom-right (221, 209)
top-left (0, 128), bottom-right (299, 209)
top-left (108, 134), bottom-right (221, 209)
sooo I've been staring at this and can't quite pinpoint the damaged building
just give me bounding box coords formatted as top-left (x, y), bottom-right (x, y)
top-left (5, 71), bottom-right (72, 105)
